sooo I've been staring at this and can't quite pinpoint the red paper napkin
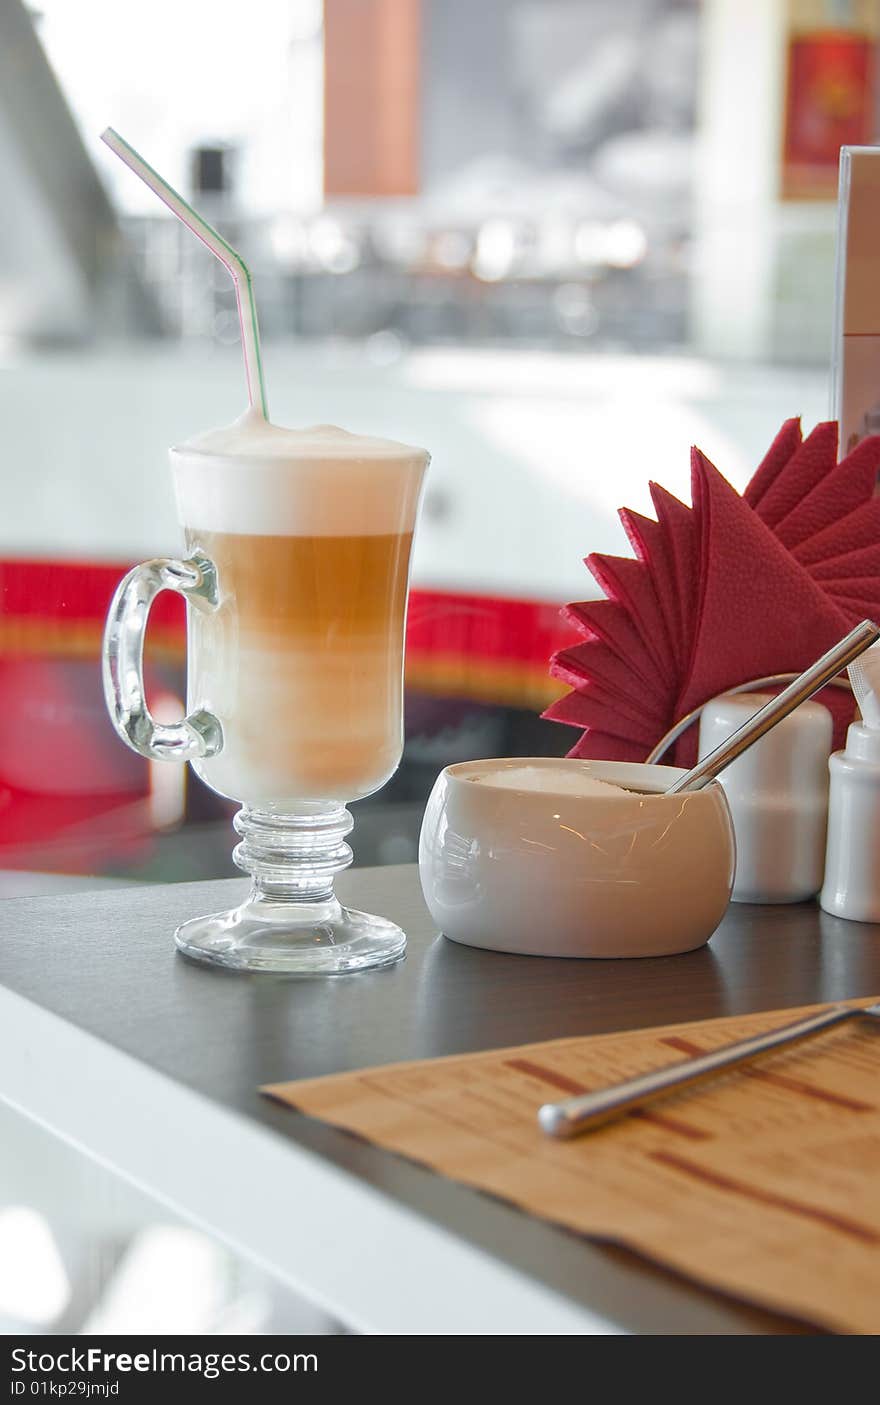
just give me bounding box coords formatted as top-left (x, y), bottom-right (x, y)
top-left (546, 421), bottom-right (880, 766)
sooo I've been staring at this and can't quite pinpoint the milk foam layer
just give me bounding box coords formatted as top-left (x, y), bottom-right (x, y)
top-left (468, 764), bottom-right (631, 797)
top-left (171, 412), bottom-right (429, 537)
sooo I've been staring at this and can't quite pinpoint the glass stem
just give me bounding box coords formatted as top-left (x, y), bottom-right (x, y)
top-left (232, 805), bottom-right (354, 906)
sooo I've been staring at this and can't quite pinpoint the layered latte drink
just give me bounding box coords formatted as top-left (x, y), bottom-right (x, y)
top-left (99, 129), bottom-right (432, 972)
top-left (171, 414), bottom-right (429, 807)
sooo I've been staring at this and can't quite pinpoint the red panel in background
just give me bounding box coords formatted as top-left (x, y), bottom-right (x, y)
top-left (782, 30), bottom-right (876, 199)
top-left (0, 558), bottom-right (576, 868)
top-left (0, 561), bottom-right (187, 869)
top-left (0, 560), bottom-right (573, 705)
top-left (406, 587), bottom-right (573, 708)
top-left (0, 559), bottom-right (184, 642)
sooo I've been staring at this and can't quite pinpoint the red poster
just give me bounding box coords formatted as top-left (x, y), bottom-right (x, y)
top-left (783, 31), bottom-right (876, 199)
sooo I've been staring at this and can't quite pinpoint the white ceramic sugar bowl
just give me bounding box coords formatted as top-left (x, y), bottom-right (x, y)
top-left (418, 758), bottom-right (735, 958)
top-left (697, 693), bottom-right (832, 904)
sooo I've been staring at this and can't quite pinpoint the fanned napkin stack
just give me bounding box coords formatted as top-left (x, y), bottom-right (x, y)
top-left (545, 420), bottom-right (880, 765)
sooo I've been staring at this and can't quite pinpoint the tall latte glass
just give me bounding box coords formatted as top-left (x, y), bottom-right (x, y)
top-left (103, 414), bottom-right (429, 974)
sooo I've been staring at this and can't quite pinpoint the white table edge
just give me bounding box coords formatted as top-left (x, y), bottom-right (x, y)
top-left (0, 983), bottom-right (620, 1336)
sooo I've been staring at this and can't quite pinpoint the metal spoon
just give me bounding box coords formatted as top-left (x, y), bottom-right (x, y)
top-left (666, 618), bottom-right (880, 795)
top-left (539, 1001), bottom-right (880, 1139)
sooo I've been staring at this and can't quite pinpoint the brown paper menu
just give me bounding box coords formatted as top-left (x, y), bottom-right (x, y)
top-left (264, 999), bottom-right (880, 1335)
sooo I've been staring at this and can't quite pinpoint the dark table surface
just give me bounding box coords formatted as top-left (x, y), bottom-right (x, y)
top-left (2, 864), bottom-right (878, 1334)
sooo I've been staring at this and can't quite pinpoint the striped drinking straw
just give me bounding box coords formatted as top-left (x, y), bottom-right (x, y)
top-left (101, 127), bottom-right (269, 420)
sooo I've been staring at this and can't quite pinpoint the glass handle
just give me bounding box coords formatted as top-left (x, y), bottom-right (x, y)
top-left (102, 551), bottom-right (223, 762)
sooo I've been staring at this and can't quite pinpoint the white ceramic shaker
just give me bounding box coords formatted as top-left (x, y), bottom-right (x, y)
top-left (697, 692), bottom-right (832, 903)
top-left (820, 642), bottom-right (880, 922)
top-left (820, 727), bottom-right (880, 923)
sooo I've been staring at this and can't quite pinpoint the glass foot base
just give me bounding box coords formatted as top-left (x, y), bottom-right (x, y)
top-left (175, 804), bottom-right (406, 974)
top-left (175, 900), bottom-right (406, 975)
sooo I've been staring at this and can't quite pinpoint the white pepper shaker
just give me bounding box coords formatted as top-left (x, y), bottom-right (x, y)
top-left (820, 723), bottom-right (880, 921)
top-left (697, 692), bottom-right (832, 904)
top-left (821, 642), bottom-right (880, 922)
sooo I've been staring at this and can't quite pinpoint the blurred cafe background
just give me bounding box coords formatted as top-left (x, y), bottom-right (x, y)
top-left (3, 0), bottom-right (872, 892)
top-left (1, 0), bottom-right (878, 1337)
